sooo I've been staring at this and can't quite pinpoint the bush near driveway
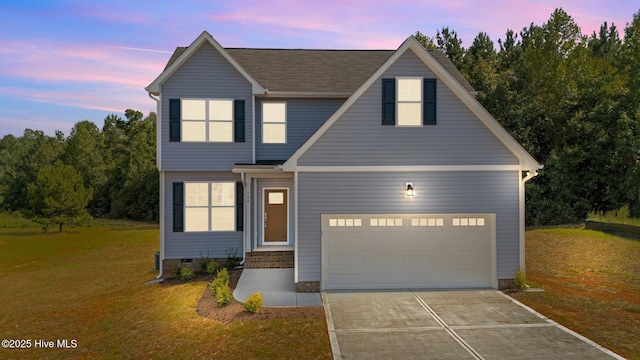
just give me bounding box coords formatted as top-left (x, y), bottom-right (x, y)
top-left (513, 228), bottom-right (640, 360)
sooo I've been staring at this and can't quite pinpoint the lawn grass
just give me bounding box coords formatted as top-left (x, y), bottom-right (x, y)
top-left (0, 220), bottom-right (330, 359)
top-left (513, 228), bottom-right (640, 360)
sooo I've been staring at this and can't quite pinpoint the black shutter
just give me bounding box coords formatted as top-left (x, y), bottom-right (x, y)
top-left (236, 181), bottom-right (244, 231)
top-left (382, 78), bottom-right (396, 125)
top-left (234, 100), bottom-right (245, 143)
top-left (173, 182), bottom-right (184, 232)
top-left (169, 99), bottom-right (181, 141)
top-left (423, 79), bottom-right (436, 125)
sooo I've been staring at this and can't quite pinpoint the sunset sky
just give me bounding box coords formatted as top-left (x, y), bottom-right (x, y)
top-left (0, 0), bottom-right (638, 137)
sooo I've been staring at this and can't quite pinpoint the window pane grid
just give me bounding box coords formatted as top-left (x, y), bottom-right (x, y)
top-left (181, 99), bottom-right (233, 142)
top-left (396, 78), bottom-right (422, 127)
top-left (184, 182), bottom-right (235, 232)
top-left (263, 102), bottom-right (286, 144)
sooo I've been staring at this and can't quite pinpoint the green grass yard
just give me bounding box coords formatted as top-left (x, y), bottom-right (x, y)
top-left (2, 215), bottom-right (638, 359)
top-left (0, 219), bottom-right (330, 359)
top-left (513, 228), bottom-right (640, 360)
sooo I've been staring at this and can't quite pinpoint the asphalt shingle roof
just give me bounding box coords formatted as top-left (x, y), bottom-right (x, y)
top-left (164, 45), bottom-right (474, 94)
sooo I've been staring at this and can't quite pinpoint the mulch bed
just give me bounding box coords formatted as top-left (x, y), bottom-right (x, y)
top-left (165, 269), bottom-right (326, 322)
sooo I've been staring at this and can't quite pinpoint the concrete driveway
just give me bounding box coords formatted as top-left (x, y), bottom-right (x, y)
top-left (322, 290), bottom-right (624, 360)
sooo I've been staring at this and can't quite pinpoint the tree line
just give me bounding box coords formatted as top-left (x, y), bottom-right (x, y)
top-left (1, 8), bottom-right (639, 227)
top-left (0, 110), bottom-right (158, 230)
top-left (418, 8), bottom-right (640, 225)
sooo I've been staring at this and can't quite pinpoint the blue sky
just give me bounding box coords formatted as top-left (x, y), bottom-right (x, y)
top-left (0, 0), bottom-right (637, 137)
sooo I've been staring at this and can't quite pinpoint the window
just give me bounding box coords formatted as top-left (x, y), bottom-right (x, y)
top-left (182, 99), bottom-right (233, 142)
top-left (262, 102), bottom-right (286, 143)
top-left (381, 78), bottom-right (436, 126)
top-left (397, 78), bottom-right (422, 126)
top-left (184, 182), bottom-right (235, 232)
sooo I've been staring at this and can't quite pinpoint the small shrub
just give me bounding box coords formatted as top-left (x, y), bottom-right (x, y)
top-left (205, 260), bottom-right (218, 275)
top-left (225, 247), bottom-right (241, 269)
top-left (177, 265), bottom-right (194, 282)
top-left (209, 268), bottom-right (230, 297)
top-left (216, 284), bottom-right (232, 306)
top-left (244, 291), bottom-right (263, 313)
top-left (198, 254), bottom-right (218, 275)
top-left (217, 267), bottom-right (230, 284)
top-left (514, 270), bottom-right (526, 292)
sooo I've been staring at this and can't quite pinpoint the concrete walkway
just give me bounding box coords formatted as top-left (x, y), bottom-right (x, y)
top-left (323, 290), bottom-right (625, 360)
top-left (233, 268), bottom-right (322, 307)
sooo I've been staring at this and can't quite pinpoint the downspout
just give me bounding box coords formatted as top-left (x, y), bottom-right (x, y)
top-left (239, 172), bottom-right (246, 265)
top-left (147, 92), bottom-right (164, 280)
top-left (519, 169), bottom-right (538, 277)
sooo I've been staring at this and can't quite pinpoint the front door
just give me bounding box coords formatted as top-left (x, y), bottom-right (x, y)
top-left (264, 189), bottom-right (288, 243)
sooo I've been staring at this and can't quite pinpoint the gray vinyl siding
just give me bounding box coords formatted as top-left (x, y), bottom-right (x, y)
top-left (255, 98), bottom-right (344, 161)
top-left (164, 171), bottom-right (242, 259)
top-left (297, 171), bottom-right (520, 282)
top-left (256, 178), bottom-right (295, 245)
top-left (161, 43), bottom-right (253, 171)
top-left (298, 49), bottom-right (519, 166)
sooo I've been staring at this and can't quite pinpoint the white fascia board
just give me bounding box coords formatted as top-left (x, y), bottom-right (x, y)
top-left (145, 31), bottom-right (265, 95)
top-left (295, 165), bottom-right (521, 172)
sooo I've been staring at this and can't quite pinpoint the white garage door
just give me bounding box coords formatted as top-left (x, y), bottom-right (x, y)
top-left (321, 214), bottom-right (496, 290)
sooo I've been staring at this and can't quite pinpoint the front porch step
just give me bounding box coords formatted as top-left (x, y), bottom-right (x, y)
top-left (244, 251), bottom-right (294, 269)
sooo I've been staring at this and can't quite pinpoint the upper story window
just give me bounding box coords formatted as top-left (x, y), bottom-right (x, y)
top-left (182, 99), bottom-right (233, 142)
top-left (262, 102), bottom-right (286, 144)
top-left (382, 77), bottom-right (436, 126)
top-left (169, 98), bottom-right (245, 143)
top-left (397, 78), bottom-right (422, 126)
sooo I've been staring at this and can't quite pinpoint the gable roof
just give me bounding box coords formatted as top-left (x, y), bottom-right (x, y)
top-left (145, 32), bottom-right (265, 95)
top-left (155, 33), bottom-right (474, 95)
top-left (283, 36), bottom-right (542, 172)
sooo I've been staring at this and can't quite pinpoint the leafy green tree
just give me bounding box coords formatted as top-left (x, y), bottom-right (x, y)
top-left (436, 27), bottom-right (465, 69)
top-left (108, 112), bottom-right (159, 221)
top-left (588, 22), bottom-right (622, 60)
top-left (61, 121), bottom-right (108, 216)
top-left (0, 129), bottom-right (63, 211)
top-left (28, 160), bottom-right (93, 232)
top-left (119, 109), bottom-right (145, 167)
top-left (414, 31), bottom-right (436, 50)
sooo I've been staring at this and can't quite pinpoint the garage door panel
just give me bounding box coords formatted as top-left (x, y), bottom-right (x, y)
top-left (328, 253), bottom-right (364, 265)
top-left (322, 214), bottom-right (496, 290)
top-left (370, 273), bottom-right (406, 284)
top-left (329, 273), bottom-right (366, 286)
top-left (328, 236), bottom-right (365, 247)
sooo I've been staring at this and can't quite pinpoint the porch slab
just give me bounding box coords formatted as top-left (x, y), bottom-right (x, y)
top-left (233, 268), bottom-right (322, 307)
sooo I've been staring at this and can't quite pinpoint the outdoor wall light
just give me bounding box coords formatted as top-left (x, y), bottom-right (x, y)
top-left (406, 182), bottom-right (414, 197)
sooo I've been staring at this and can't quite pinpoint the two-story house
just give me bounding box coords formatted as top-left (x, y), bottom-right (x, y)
top-left (146, 31), bottom-right (542, 291)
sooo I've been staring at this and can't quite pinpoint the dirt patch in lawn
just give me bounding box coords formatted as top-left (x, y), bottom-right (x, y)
top-left (164, 269), bottom-right (325, 322)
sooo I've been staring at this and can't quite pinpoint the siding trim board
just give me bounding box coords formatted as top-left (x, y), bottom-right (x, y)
top-left (296, 165), bottom-right (521, 172)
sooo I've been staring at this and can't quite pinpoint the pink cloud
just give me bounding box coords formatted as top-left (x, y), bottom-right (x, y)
top-left (0, 40), bottom-right (167, 87)
top-left (0, 84), bottom-right (153, 114)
